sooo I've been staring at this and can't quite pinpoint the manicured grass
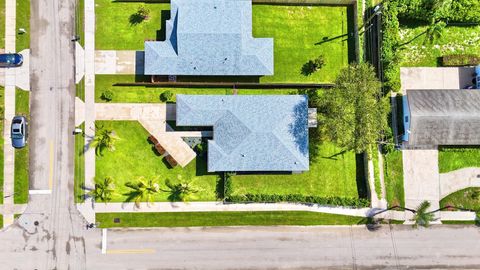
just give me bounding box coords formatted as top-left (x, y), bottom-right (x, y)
top-left (14, 89), bottom-right (29, 204)
top-left (76, 78), bottom-right (85, 102)
top-left (76, 0), bottom-right (84, 47)
top-left (0, 0), bottom-right (5, 48)
top-left (438, 147), bottom-right (480, 173)
top-left (96, 211), bottom-right (366, 228)
top-left (0, 87), bottom-right (4, 204)
top-left (231, 142), bottom-right (359, 199)
top-left (399, 23), bottom-right (480, 67)
top-left (95, 0), bottom-right (169, 50)
top-left (253, 5), bottom-right (351, 83)
top-left (440, 188), bottom-right (480, 211)
top-left (95, 121), bottom-right (218, 202)
top-left (442, 220), bottom-right (478, 225)
top-left (384, 150), bottom-right (405, 207)
top-left (16, 0), bottom-right (30, 51)
top-left (372, 147), bottom-right (382, 199)
top-left (95, 75), bottom-right (232, 103)
top-left (74, 123), bottom-right (85, 203)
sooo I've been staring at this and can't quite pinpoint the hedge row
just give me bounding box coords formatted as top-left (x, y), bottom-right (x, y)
top-left (441, 54), bottom-right (480, 67)
top-left (380, 1), bottom-right (401, 93)
top-left (396, 0), bottom-right (480, 23)
top-left (226, 194), bottom-right (370, 208)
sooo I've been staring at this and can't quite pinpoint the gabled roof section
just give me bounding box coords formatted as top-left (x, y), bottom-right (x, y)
top-left (144, 0), bottom-right (274, 76)
top-left (406, 90), bottom-right (480, 146)
top-left (176, 95), bottom-right (309, 172)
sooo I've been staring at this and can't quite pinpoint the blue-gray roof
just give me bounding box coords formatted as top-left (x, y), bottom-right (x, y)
top-left (144, 0), bottom-right (274, 76)
top-left (176, 95), bottom-right (309, 172)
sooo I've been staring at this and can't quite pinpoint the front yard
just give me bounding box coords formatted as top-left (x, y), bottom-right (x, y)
top-left (438, 147), bottom-right (480, 173)
top-left (14, 89), bottom-right (29, 204)
top-left (95, 2), bottom-right (352, 83)
top-left (95, 121), bottom-right (218, 202)
top-left (440, 187), bottom-right (480, 211)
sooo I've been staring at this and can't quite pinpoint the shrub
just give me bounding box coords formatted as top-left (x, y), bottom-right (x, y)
top-left (381, 1), bottom-right (401, 93)
top-left (101, 90), bottom-right (114, 102)
top-left (226, 194), bottom-right (370, 208)
top-left (160, 90), bottom-right (173, 102)
top-left (441, 54), bottom-right (480, 67)
top-left (397, 0), bottom-right (480, 23)
top-left (137, 6), bottom-right (151, 20)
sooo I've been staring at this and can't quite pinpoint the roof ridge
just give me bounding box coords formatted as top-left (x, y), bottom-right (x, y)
top-left (212, 109), bottom-right (252, 154)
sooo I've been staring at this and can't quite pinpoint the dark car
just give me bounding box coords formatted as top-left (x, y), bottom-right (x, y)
top-left (0, 53), bottom-right (23, 67)
top-left (11, 116), bottom-right (27, 148)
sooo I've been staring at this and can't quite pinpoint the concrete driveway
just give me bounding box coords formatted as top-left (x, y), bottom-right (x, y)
top-left (402, 149), bottom-right (440, 212)
top-left (95, 50), bottom-right (144, 74)
top-left (400, 67), bottom-right (475, 94)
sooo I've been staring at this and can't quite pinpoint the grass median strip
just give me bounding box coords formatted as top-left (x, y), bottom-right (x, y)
top-left (96, 211), bottom-right (366, 228)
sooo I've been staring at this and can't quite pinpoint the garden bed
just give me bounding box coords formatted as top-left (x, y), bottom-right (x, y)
top-left (95, 120), bottom-right (218, 202)
top-left (96, 211), bottom-right (367, 228)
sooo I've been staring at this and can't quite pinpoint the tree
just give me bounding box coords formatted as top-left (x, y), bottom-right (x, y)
top-left (125, 178), bottom-right (160, 208)
top-left (161, 178), bottom-right (199, 202)
top-left (301, 55), bottom-right (326, 76)
top-left (319, 63), bottom-right (389, 154)
top-left (90, 125), bottom-right (120, 156)
top-left (313, 55), bottom-right (325, 70)
top-left (137, 5), bottom-right (151, 20)
top-left (160, 90), bottom-right (173, 102)
top-left (412, 201), bottom-right (436, 228)
top-left (89, 177), bottom-right (115, 202)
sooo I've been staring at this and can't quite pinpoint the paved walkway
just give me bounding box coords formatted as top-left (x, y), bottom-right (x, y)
top-left (95, 50), bottom-right (144, 74)
top-left (402, 149), bottom-right (440, 215)
top-left (400, 67), bottom-right (475, 94)
top-left (440, 167), bottom-right (480, 198)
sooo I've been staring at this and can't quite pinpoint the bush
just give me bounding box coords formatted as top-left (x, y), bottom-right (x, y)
top-left (160, 90), bottom-right (173, 102)
top-left (397, 0), bottom-right (480, 23)
top-left (226, 194), bottom-right (370, 208)
top-left (381, 1), bottom-right (401, 93)
top-left (101, 90), bottom-right (114, 102)
top-left (441, 54), bottom-right (480, 67)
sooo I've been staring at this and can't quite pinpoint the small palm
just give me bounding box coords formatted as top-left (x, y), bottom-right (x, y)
top-left (162, 179), bottom-right (198, 202)
top-left (90, 177), bottom-right (115, 202)
top-left (424, 20), bottom-right (446, 45)
top-left (90, 126), bottom-right (119, 156)
top-left (125, 178), bottom-right (160, 208)
top-left (412, 201), bottom-right (436, 228)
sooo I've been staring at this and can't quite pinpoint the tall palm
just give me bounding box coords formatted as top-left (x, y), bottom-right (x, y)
top-left (124, 178), bottom-right (160, 208)
top-left (161, 179), bottom-right (198, 202)
top-left (423, 20), bottom-right (446, 45)
top-left (90, 127), bottom-right (119, 156)
top-left (89, 176), bottom-right (116, 202)
top-left (412, 201), bottom-right (436, 228)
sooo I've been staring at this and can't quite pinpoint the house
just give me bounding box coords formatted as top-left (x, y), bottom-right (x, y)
top-left (402, 90), bottom-right (480, 147)
top-left (176, 95), bottom-right (311, 172)
top-left (144, 0), bottom-right (274, 76)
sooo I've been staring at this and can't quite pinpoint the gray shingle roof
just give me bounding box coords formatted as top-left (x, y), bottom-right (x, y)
top-left (144, 0), bottom-right (274, 76)
top-left (407, 90), bottom-right (480, 146)
top-left (176, 95), bottom-right (309, 172)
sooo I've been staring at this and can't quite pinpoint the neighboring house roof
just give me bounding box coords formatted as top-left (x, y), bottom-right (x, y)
top-left (176, 95), bottom-right (309, 172)
top-left (144, 0), bottom-right (274, 76)
top-left (406, 90), bottom-right (480, 146)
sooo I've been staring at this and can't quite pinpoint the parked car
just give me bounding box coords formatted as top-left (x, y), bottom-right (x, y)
top-left (11, 116), bottom-right (27, 148)
top-left (475, 65), bottom-right (480, 89)
top-left (0, 53), bottom-right (23, 67)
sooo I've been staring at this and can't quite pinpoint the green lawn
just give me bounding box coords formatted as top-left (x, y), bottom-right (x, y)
top-left (231, 142), bottom-right (359, 199)
top-left (76, 0), bottom-right (84, 47)
top-left (14, 89), bottom-right (29, 204)
top-left (95, 0), bottom-right (169, 50)
top-left (438, 147), bottom-right (480, 173)
top-left (95, 75), bottom-right (232, 103)
top-left (399, 23), bottom-right (480, 67)
top-left (0, 0), bottom-right (5, 48)
top-left (253, 5), bottom-right (351, 83)
top-left (16, 0), bottom-right (30, 52)
top-left (95, 121), bottom-right (218, 202)
top-left (74, 123), bottom-right (85, 203)
top-left (383, 150), bottom-right (405, 207)
top-left (0, 87), bottom-right (4, 204)
top-left (440, 187), bottom-right (480, 211)
top-left (76, 78), bottom-right (85, 102)
top-left (372, 147), bottom-right (382, 199)
top-left (96, 211), bottom-right (366, 228)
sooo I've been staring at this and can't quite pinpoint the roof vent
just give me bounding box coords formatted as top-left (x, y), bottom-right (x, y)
top-left (241, 154), bottom-right (246, 157)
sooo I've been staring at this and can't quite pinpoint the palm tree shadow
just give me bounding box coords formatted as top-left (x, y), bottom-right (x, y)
top-left (129, 13), bottom-right (145, 26)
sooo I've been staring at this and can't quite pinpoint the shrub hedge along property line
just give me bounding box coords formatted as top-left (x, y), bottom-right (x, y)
top-left (441, 54), bottom-right (480, 67)
top-left (380, 1), bottom-right (401, 93)
top-left (226, 194), bottom-right (370, 208)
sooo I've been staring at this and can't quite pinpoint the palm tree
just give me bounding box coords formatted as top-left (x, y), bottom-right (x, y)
top-left (124, 178), bottom-right (160, 208)
top-left (90, 126), bottom-right (119, 156)
top-left (423, 20), bottom-right (446, 45)
top-left (89, 176), bottom-right (116, 202)
top-left (161, 179), bottom-right (199, 202)
top-left (412, 201), bottom-right (436, 228)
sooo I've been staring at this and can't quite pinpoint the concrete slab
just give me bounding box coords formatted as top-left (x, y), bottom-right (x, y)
top-left (401, 67), bottom-right (475, 95)
top-left (402, 149), bottom-right (440, 212)
top-left (439, 168), bottom-right (480, 198)
top-left (75, 42), bottom-right (85, 83)
top-left (95, 50), bottom-right (144, 75)
top-left (75, 97), bottom-right (85, 126)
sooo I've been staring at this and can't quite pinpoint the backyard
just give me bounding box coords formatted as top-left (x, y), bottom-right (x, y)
top-left (438, 147), bottom-right (480, 173)
top-left (94, 1), bottom-right (353, 83)
top-left (94, 121), bottom-right (218, 202)
top-left (398, 23), bottom-right (480, 67)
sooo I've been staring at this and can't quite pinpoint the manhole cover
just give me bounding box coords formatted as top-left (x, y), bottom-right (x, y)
top-left (34, 221), bottom-right (39, 226)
